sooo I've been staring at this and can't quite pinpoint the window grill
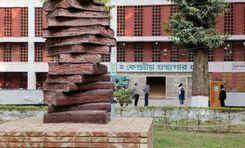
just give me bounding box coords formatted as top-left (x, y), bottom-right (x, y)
top-left (170, 5), bottom-right (178, 16)
top-left (224, 43), bottom-right (233, 61)
top-left (208, 49), bottom-right (214, 61)
top-left (117, 6), bottom-right (126, 36)
top-left (152, 43), bottom-right (161, 62)
top-left (152, 5), bottom-right (161, 36)
top-left (134, 43), bottom-right (143, 62)
top-left (170, 45), bottom-right (179, 62)
top-left (237, 73), bottom-right (245, 89)
top-left (222, 73), bottom-right (232, 89)
top-left (188, 50), bottom-right (194, 62)
top-left (35, 8), bottom-right (43, 37)
top-left (224, 3), bottom-right (234, 34)
top-left (3, 44), bottom-right (11, 62)
top-left (134, 6), bottom-right (143, 36)
top-left (117, 43), bottom-right (125, 62)
top-left (20, 43), bottom-right (28, 62)
top-left (102, 54), bottom-right (111, 62)
top-left (4, 8), bottom-right (12, 37)
top-left (20, 8), bottom-right (28, 37)
top-left (35, 43), bottom-right (44, 62)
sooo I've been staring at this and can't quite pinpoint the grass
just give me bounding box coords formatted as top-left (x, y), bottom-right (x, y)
top-left (154, 125), bottom-right (245, 148)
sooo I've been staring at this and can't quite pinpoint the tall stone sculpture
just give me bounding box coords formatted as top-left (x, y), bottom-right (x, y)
top-left (43, 0), bottom-right (116, 123)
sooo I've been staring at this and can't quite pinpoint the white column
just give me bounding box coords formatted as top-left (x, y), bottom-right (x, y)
top-left (28, 4), bottom-right (35, 63)
top-left (27, 2), bottom-right (36, 89)
top-left (28, 72), bottom-right (36, 89)
top-left (110, 3), bottom-right (117, 75)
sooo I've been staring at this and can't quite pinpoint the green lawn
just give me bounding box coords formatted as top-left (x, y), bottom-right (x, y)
top-left (154, 125), bottom-right (245, 148)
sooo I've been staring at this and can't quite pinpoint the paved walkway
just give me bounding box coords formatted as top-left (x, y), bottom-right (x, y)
top-left (133, 98), bottom-right (191, 107)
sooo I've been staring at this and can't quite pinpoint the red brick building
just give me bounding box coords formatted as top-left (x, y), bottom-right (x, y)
top-left (0, 0), bottom-right (244, 103)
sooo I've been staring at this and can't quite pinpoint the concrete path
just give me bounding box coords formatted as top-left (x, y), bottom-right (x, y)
top-left (132, 98), bottom-right (191, 107)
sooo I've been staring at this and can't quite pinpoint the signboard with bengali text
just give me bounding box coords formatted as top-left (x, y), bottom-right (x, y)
top-left (117, 62), bottom-right (193, 72)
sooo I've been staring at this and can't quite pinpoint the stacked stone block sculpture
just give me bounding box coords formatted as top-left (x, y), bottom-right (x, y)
top-left (43, 0), bottom-right (116, 123)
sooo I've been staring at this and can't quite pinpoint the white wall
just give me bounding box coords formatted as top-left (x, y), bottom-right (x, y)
top-left (0, 90), bottom-right (43, 105)
top-left (226, 92), bottom-right (245, 107)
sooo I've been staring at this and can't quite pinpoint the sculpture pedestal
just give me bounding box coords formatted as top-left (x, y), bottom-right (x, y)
top-left (0, 118), bottom-right (153, 148)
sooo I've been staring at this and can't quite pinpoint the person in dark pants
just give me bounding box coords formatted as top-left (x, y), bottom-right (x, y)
top-left (178, 83), bottom-right (185, 105)
top-left (143, 83), bottom-right (150, 107)
top-left (219, 84), bottom-right (227, 107)
top-left (133, 83), bottom-right (139, 106)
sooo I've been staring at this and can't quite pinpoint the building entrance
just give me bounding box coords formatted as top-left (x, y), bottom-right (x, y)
top-left (146, 77), bottom-right (166, 99)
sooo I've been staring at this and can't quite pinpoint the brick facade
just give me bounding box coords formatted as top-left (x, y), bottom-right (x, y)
top-left (0, 2), bottom-right (244, 91)
top-left (0, 118), bottom-right (153, 148)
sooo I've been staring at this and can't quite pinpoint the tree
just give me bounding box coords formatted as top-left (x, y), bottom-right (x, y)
top-left (166, 0), bottom-right (227, 106)
top-left (114, 89), bottom-right (133, 116)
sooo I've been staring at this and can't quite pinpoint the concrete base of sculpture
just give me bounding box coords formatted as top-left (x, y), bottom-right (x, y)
top-left (0, 118), bottom-right (153, 148)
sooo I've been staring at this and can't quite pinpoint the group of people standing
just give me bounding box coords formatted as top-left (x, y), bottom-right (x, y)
top-left (133, 82), bottom-right (150, 107)
top-left (123, 80), bottom-right (227, 107)
top-left (178, 83), bottom-right (227, 107)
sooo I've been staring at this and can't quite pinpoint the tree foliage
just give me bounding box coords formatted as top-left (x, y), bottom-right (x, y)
top-left (166, 0), bottom-right (228, 51)
top-left (114, 89), bottom-right (132, 107)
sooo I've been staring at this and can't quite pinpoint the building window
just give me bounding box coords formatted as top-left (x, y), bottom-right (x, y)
top-left (3, 44), bottom-right (11, 62)
top-left (35, 43), bottom-right (43, 62)
top-left (224, 44), bottom-right (233, 61)
top-left (224, 3), bottom-right (234, 34)
top-left (188, 50), bottom-right (194, 62)
top-left (102, 54), bottom-right (111, 62)
top-left (117, 6), bottom-right (126, 36)
top-left (4, 8), bottom-right (12, 37)
top-left (222, 73), bottom-right (232, 90)
top-left (237, 73), bottom-right (245, 90)
top-left (20, 8), bottom-right (28, 37)
top-left (152, 5), bottom-right (161, 36)
top-left (152, 43), bottom-right (161, 62)
top-left (170, 45), bottom-right (179, 62)
top-left (134, 6), bottom-right (143, 36)
top-left (20, 43), bottom-right (28, 62)
top-left (35, 8), bottom-right (43, 37)
top-left (208, 49), bottom-right (214, 61)
top-left (170, 5), bottom-right (178, 16)
top-left (117, 43), bottom-right (125, 62)
top-left (134, 43), bottom-right (143, 62)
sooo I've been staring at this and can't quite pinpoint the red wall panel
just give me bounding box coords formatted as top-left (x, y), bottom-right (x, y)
top-left (0, 44), bottom-right (3, 62)
top-left (125, 7), bottom-right (134, 36)
top-left (125, 43), bottom-right (134, 62)
top-left (143, 43), bottom-right (152, 62)
top-left (11, 8), bottom-right (21, 37)
top-left (161, 42), bottom-right (171, 62)
top-left (215, 15), bottom-right (224, 34)
top-left (234, 3), bottom-right (244, 35)
top-left (161, 5), bottom-right (171, 36)
top-left (143, 6), bottom-right (152, 36)
top-left (11, 43), bottom-right (21, 62)
top-left (179, 49), bottom-right (189, 62)
top-left (233, 42), bottom-right (244, 61)
top-left (0, 9), bottom-right (5, 37)
top-left (214, 48), bottom-right (224, 61)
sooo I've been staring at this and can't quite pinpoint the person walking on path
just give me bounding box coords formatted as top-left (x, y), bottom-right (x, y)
top-left (178, 83), bottom-right (185, 105)
top-left (143, 83), bottom-right (150, 107)
top-left (219, 84), bottom-right (227, 107)
top-left (133, 83), bottom-right (140, 106)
